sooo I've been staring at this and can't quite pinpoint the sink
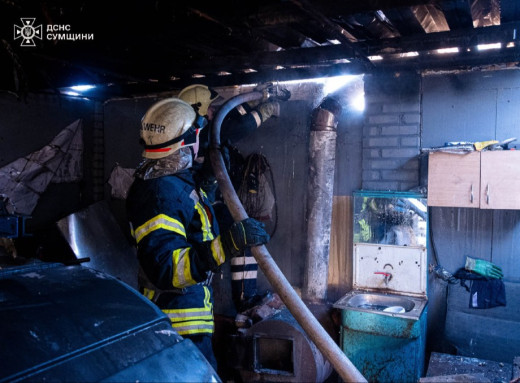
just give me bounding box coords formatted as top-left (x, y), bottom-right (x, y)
top-left (334, 290), bottom-right (428, 382)
top-left (347, 293), bottom-right (415, 312)
top-left (333, 290), bottom-right (427, 320)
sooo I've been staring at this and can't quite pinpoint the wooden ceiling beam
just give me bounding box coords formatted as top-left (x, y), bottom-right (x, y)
top-left (287, 0), bottom-right (374, 69)
top-left (438, 0), bottom-right (474, 30)
top-left (383, 7), bottom-right (427, 35)
top-left (162, 22), bottom-right (520, 77)
top-left (165, 44), bottom-right (520, 89)
top-left (375, 45), bottom-right (520, 71)
top-left (309, 0), bottom-right (442, 16)
top-left (365, 22), bottom-right (520, 54)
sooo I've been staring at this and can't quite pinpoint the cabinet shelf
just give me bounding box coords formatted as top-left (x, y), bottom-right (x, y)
top-left (427, 151), bottom-right (520, 209)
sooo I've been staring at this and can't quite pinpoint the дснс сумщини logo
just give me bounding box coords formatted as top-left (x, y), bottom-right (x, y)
top-left (14, 18), bottom-right (43, 47)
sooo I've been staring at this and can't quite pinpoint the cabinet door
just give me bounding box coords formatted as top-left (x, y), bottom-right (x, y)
top-left (428, 152), bottom-right (480, 208)
top-left (480, 151), bottom-right (520, 209)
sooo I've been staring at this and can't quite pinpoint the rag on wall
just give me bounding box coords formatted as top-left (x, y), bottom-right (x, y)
top-left (0, 119), bottom-right (83, 215)
top-left (453, 268), bottom-right (506, 309)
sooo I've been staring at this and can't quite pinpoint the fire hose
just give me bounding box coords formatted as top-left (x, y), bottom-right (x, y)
top-left (209, 90), bottom-right (367, 383)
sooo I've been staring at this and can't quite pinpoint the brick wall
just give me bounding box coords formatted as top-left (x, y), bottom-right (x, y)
top-left (362, 71), bottom-right (422, 191)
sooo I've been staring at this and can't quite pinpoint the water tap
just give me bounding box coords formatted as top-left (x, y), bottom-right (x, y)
top-left (374, 271), bottom-right (393, 286)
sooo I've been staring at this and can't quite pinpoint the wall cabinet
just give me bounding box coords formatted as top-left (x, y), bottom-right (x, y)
top-left (428, 151), bottom-right (520, 209)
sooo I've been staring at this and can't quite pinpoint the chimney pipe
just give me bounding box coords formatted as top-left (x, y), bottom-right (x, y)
top-left (303, 97), bottom-right (342, 301)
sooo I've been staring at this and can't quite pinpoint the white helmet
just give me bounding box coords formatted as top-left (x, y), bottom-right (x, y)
top-left (140, 98), bottom-right (207, 159)
top-left (178, 84), bottom-right (220, 116)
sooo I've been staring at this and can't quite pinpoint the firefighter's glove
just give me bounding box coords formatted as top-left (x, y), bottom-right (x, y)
top-left (256, 101), bottom-right (280, 123)
top-left (222, 218), bottom-right (270, 257)
top-left (465, 256), bottom-right (503, 279)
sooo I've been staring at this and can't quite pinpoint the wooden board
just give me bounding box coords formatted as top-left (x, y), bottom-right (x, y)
top-left (427, 152), bottom-right (481, 208)
top-left (480, 151), bottom-right (520, 210)
top-left (327, 195), bottom-right (353, 302)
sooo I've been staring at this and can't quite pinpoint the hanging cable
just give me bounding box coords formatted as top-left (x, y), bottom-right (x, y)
top-left (429, 206), bottom-right (458, 284)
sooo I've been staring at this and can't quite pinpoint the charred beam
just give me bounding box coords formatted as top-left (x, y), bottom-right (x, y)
top-left (384, 7), bottom-right (427, 35)
top-left (288, 0), bottom-right (373, 69)
top-left (166, 43), bottom-right (520, 88)
top-left (164, 22), bottom-right (520, 77)
top-left (439, 0), bottom-right (474, 30)
top-left (168, 62), bottom-right (367, 88)
top-left (372, 45), bottom-right (520, 71)
top-left (166, 44), bottom-right (357, 77)
top-left (307, 0), bottom-right (443, 16)
top-left (365, 22), bottom-right (520, 54)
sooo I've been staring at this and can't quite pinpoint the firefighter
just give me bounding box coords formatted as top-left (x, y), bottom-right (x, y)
top-left (178, 83), bottom-right (280, 152)
top-left (126, 97), bottom-right (270, 370)
top-left (178, 84), bottom-right (280, 312)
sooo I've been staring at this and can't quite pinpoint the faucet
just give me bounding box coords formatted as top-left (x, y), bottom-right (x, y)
top-left (374, 271), bottom-right (393, 286)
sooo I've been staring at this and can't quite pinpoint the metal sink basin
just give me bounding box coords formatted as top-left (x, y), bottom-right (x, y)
top-left (348, 293), bottom-right (415, 312)
top-left (333, 290), bottom-right (427, 320)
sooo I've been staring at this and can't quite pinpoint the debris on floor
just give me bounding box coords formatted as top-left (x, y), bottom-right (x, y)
top-left (425, 352), bottom-right (513, 383)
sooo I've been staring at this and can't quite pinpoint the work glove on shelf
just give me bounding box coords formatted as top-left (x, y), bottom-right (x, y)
top-left (465, 256), bottom-right (503, 279)
top-left (222, 217), bottom-right (270, 257)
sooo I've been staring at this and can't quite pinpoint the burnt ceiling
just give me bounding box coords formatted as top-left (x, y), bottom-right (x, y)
top-left (1, 0), bottom-right (520, 98)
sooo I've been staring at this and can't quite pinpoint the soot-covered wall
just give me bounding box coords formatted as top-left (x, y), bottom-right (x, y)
top-left (0, 93), bottom-right (95, 262)
top-left (422, 69), bottom-right (520, 362)
top-left (363, 68), bottom-right (520, 362)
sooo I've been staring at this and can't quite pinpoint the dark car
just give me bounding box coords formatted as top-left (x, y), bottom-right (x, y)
top-left (0, 261), bottom-right (220, 382)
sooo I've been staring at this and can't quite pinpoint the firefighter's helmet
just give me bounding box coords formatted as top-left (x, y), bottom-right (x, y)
top-left (140, 98), bottom-right (207, 159)
top-left (178, 84), bottom-right (220, 116)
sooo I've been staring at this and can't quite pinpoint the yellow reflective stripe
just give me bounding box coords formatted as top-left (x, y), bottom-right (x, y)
top-left (203, 286), bottom-right (212, 312)
top-left (172, 248), bottom-right (196, 288)
top-left (163, 286), bottom-right (214, 335)
top-left (165, 311), bottom-right (213, 321)
top-left (171, 321), bottom-right (214, 335)
top-left (194, 203), bottom-right (213, 241)
top-left (142, 288), bottom-right (155, 300)
top-left (170, 320), bottom-right (213, 328)
top-left (162, 287), bottom-right (212, 319)
top-left (164, 306), bottom-right (212, 314)
top-left (134, 214), bottom-right (186, 244)
top-left (211, 236), bottom-right (226, 266)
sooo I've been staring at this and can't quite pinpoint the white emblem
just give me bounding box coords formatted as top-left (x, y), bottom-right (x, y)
top-left (14, 18), bottom-right (43, 47)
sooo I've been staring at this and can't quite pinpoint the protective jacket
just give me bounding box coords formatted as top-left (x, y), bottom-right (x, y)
top-left (126, 169), bottom-right (226, 336)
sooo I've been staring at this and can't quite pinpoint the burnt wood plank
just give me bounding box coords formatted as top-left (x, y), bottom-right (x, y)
top-left (384, 7), bottom-right (427, 36)
top-left (439, 0), bottom-right (474, 30)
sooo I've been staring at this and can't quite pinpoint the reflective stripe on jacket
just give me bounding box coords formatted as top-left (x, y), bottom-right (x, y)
top-left (127, 170), bottom-right (225, 290)
top-left (126, 170), bottom-right (225, 335)
top-left (163, 285), bottom-right (214, 335)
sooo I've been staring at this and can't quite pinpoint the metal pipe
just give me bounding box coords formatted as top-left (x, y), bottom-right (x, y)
top-left (303, 106), bottom-right (338, 300)
top-left (210, 92), bottom-right (367, 383)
